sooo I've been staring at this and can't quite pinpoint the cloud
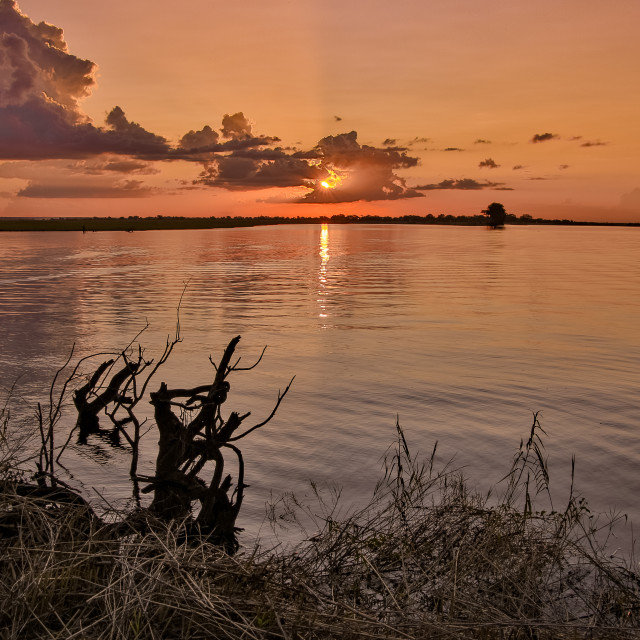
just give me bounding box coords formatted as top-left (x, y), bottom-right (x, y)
top-left (193, 130), bottom-right (424, 203)
top-left (196, 155), bottom-right (323, 190)
top-left (221, 112), bottom-right (252, 139)
top-left (0, 3), bottom-right (433, 205)
top-left (415, 178), bottom-right (509, 191)
top-left (178, 125), bottom-right (219, 151)
top-left (559, 164), bottom-right (570, 170)
top-left (334, 115), bottom-right (342, 122)
top-left (443, 147), bottom-right (463, 152)
top-left (0, 1), bottom-right (95, 111)
top-left (479, 158), bottom-right (499, 169)
top-left (298, 131), bottom-right (423, 203)
top-left (531, 132), bottom-right (557, 143)
top-left (17, 177), bottom-right (153, 198)
top-left (580, 140), bottom-right (607, 147)
top-left (66, 158), bottom-right (159, 175)
top-left (382, 138), bottom-right (396, 146)
top-left (474, 139), bottom-right (491, 144)
top-left (512, 164), bottom-right (525, 170)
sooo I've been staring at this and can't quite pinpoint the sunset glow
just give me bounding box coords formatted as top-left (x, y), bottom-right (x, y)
top-left (1, 0), bottom-right (639, 221)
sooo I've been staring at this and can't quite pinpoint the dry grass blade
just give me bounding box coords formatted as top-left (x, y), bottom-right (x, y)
top-left (2, 412), bottom-right (640, 639)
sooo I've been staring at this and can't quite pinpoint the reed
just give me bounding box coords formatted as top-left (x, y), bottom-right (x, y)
top-left (1, 413), bottom-right (639, 639)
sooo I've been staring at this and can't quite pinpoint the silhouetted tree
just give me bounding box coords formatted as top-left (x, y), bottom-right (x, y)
top-left (482, 202), bottom-right (507, 228)
top-left (49, 330), bottom-right (292, 553)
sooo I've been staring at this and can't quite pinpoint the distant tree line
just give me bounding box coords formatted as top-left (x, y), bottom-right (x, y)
top-left (1, 212), bottom-right (637, 232)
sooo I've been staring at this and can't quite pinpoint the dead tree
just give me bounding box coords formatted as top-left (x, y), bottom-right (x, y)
top-left (73, 359), bottom-right (139, 444)
top-left (141, 336), bottom-right (293, 551)
top-left (59, 331), bottom-right (292, 552)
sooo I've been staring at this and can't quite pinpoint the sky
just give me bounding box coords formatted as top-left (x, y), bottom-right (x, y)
top-left (1, 0), bottom-right (639, 222)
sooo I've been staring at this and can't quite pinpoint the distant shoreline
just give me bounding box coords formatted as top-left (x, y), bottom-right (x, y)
top-left (1, 214), bottom-right (639, 232)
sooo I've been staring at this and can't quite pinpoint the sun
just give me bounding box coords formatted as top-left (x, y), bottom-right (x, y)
top-left (318, 168), bottom-right (343, 190)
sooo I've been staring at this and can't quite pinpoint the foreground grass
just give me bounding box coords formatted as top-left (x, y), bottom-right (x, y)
top-left (1, 418), bottom-right (639, 639)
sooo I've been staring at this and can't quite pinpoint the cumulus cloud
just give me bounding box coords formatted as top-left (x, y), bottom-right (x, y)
top-left (531, 132), bottom-right (557, 143)
top-left (297, 131), bottom-right (423, 203)
top-left (192, 130), bottom-right (423, 203)
top-left (479, 158), bottom-right (499, 169)
top-left (415, 178), bottom-right (509, 191)
top-left (196, 155), bottom-right (323, 190)
top-left (0, 0), bottom-right (173, 160)
top-left (178, 125), bottom-right (219, 151)
top-left (0, 0), bottom-right (95, 111)
top-left (221, 112), bottom-right (252, 139)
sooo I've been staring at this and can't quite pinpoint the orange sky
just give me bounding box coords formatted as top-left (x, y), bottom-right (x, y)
top-left (1, 0), bottom-right (639, 221)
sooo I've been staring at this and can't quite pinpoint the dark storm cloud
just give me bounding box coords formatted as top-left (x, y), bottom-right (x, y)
top-left (479, 158), bottom-right (499, 169)
top-left (531, 133), bottom-right (558, 143)
top-left (415, 178), bottom-right (509, 191)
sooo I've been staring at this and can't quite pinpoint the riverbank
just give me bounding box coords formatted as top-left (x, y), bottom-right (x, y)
top-left (1, 213), bottom-right (639, 232)
top-left (2, 418), bottom-right (639, 639)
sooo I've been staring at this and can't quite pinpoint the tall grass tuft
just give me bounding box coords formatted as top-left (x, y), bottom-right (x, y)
top-left (1, 414), bottom-right (639, 639)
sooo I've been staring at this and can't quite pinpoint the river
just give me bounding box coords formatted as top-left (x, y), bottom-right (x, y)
top-left (1, 224), bottom-right (638, 546)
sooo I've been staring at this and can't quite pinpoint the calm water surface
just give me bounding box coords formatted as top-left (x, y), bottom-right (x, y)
top-left (1, 225), bottom-right (639, 544)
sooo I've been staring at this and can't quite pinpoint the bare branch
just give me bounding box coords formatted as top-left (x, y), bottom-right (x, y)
top-left (228, 345), bottom-right (267, 372)
top-left (229, 376), bottom-right (294, 441)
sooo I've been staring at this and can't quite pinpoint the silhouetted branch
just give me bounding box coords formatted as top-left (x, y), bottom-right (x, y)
top-left (229, 376), bottom-right (295, 441)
